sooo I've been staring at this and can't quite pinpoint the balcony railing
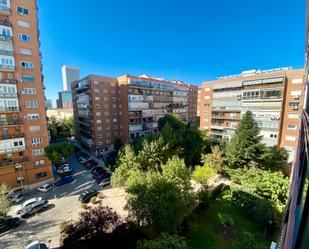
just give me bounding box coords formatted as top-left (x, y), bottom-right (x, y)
top-left (0, 65), bottom-right (15, 71)
top-left (0, 119), bottom-right (22, 126)
top-left (0, 157), bottom-right (28, 167)
top-left (0, 5), bottom-right (10, 15)
top-left (0, 49), bottom-right (13, 56)
top-left (0, 92), bottom-right (17, 98)
top-left (0, 34), bottom-right (12, 41)
top-left (0, 79), bottom-right (17, 84)
top-left (0, 133), bottom-right (24, 140)
top-left (0, 107), bottom-right (19, 112)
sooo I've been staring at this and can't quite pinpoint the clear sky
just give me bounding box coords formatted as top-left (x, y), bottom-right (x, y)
top-left (38, 0), bottom-right (306, 104)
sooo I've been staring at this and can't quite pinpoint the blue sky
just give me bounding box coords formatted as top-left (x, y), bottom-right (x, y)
top-left (38, 0), bottom-right (306, 104)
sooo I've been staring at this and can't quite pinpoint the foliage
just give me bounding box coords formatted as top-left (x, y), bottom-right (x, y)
top-left (225, 111), bottom-right (265, 168)
top-left (111, 145), bottom-right (141, 187)
top-left (90, 197), bottom-right (97, 204)
top-left (262, 146), bottom-right (289, 170)
top-left (0, 184), bottom-right (10, 220)
top-left (229, 168), bottom-right (289, 211)
top-left (48, 116), bottom-right (74, 142)
top-left (44, 143), bottom-right (74, 167)
top-left (192, 166), bottom-right (216, 184)
top-left (114, 138), bottom-right (124, 155)
top-left (202, 145), bottom-right (225, 173)
top-left (196, 187), bottom-right (210, 210)
top-left (235, 232), bottom-right (268, 249)
top-left (136, 233), bottom-right (190, 249)
top-left (158, 114), bottom-right (186, 131)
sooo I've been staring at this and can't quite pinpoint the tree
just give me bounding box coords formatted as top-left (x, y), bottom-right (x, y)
top-left (62, 117), bottom-right (75, 138)
top-left (192, 166), bottom-right (216, 184)
top-left (114, 138), bottom-right (124, 155)
top-left (111, 145), bottom-right (141, 187)
top-left (61, 143), bottom-right (74, 161)
top-left (44, 143), bottom-right (62, 167)
top-left (202, 145), bottom-right (226, 173)
top-left (48, 116), bottom-right (59, 142)
top-left (0, 184), bottom-right (10, 221)
top-left (158, 114), bottom-right (186, 131)
top-left (225, 111), bottom-right (264, 168)
top-left (262, 146), bottom-right (289, 170)
top-left (136, 234), bottom-right (189, 249)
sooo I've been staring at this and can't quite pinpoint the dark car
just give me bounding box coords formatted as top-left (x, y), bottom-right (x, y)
top-left (91, 167), bottom-right (106, 175)
top-left (78, 155), bottom-right (91, 163)
top-left (95, 172), bottom-right (112, 183)
top-left (82, 158), bottom-right (96, 166)
top-left (76, 151), bottom-right (88, 159)
top-left (85, 161), bottom-right (98, 169)
top-left (0, 217), bottom-right (21, 234)
top-left (100, 177), bottom-right (111, 187)
top-left (55, 176), bottom-right (75, 186)
top-left (78, 189), bottom-right (98, 203)
top-left (20, 199), bottom-right (49, 218)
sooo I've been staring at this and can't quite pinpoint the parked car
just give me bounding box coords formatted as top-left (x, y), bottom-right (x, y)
top-left (37, 183), bottom-right (53, 193)
top-left (7, 192), bottom-right (24, 204)
top-left (85, 161), bottom-right (98, 169)
top-left (0, 217), bottom-right (21, 234)
top-left (25, 241), bottom-right (50, 249)
top-left (93, 170), bottom-right (111, 179)
top-left (78, 189), bottom-right (98, 203)
top-left (99, 177), bottom-right (111, 187)
top-left (57, 164), bottom-right (72, 175)
top-left (15, 197), bottom-right (43, 214)
top-left (79, 156), bottom-right (91, 163)
top-left (55, 176), bottom-right (75, 186)
top-left (20, 199), bottom-right (49, 218)
top-left (76, 152), bottom-right (89, 159)
top-left (81, 158), bottom-right (95, 165)
top-left (95, 172), bottom-right (112, 183)
top-left (91, 167), bottom-right (106, 175)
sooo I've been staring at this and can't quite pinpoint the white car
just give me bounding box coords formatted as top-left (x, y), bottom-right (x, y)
top-left (37, 183), bottom-right (53, 193)
top-left (25, 240), bottom-right (50, 249)
top-left (57, 165), bottom-right (72, 175)
top-left (15, 197), bottom-right (42, 214)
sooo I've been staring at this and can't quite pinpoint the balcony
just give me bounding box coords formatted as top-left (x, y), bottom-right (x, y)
top-left (0, 157), bottom-right (28, 168)
top-left (0, 34), bottom-right (12, 41)
top-left (0, 5), bottom-right (10, 15)
top-left (0, 49), bottom-right (13, 56)
top-left (0, 119), bottom-right (22, 126)
top-left (0, 64), bottom-right (15, 71)
top-left (0, 137), bottom-right (25, 154)
top-left (0, 92), bottom-right (17, 98)
top-left (0, 79), bottom-right (17, 84)
top-left (80, 135), bottom-right (94, 147)
top-left (0, 106), bottom-right (19, 112)
top-left (211, 115), bottom-right (240, 121)
top-left (0, 133), bottom-right (24, 140)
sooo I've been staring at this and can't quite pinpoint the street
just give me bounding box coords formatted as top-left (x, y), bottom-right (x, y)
top-left (0, 154), bottom-right (126, 249)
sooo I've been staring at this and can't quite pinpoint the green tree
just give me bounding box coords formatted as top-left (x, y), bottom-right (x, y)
top-left (44, 143), bottom-right (62, 167)
top-left (0, 184), bottom-right (10, 221)
top-left (48, 116), bottom-right (59, 141)
top-left (62, 117), bottom-right (75, 138)
top-left (61, 143), bottom-right (74, 161)
top-left (136, 234), bottom-right (189, 249)
top-left (111, 145), bottom-right (141, 187)
top-left (225, 111), bottom-right (264, 168)
top-left (158, 114), bottom-right (186, 131)
top-left (192, 166), bottom-right (216, 184)
top-left (114, 139), bottom-right (124, 156)
top-left (262, 146), bottom-right (289, 170)
top-left (202, 145), bottom-right (225, 173)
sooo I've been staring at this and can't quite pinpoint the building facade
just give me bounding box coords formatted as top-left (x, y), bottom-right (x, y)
top-left (199, 68), bottom-right (304, 162)
top-left (72, 74), bottom-right (197, 156)
top-left (57, 90), bottom-right (72, 109)
top-left (45, 99), bottom-right (52, 109)
top-left (62, 65), bottom-right (79, 92)
top-left (0, 0), bottom-right (52, 189)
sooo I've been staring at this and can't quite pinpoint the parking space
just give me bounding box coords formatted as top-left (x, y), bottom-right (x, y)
top-left (0, 152), bottom-right (126, 249)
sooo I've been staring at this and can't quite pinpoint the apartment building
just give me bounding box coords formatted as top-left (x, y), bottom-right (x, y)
top-left (72, 74), bottom-right (198, 156)
top-left (199, 68), bottom-right (305, 162)
top-left (0, 0), bottom-right (52, 189)
top-left (62, 65), bottom-right (80, 92)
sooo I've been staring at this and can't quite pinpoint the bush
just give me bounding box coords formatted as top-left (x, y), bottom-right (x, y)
top-left (192, 166), bottom-right (216, 184)
top-left (235, 232), bottom-right (268, 249)
top-left (197, 187), bottom-right (210, 210)
top-left (98, 192), bottom-right (105, 199)
top-left (90, 197), bottom-right (97, 204)
top-left (136, 233), bottom-right (189, 249)
top-left (81, 203), bottom-right (88, 209)
top-left (210, 183), bottom-right (230, 199)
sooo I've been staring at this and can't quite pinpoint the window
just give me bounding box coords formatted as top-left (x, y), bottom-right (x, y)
top-left (17, 20), bottom-right (30, 28)
top-left (97, 127), bottom-right (102, 131)
top-left (105, 119), bottom-right (110, 124)
top-left (103, 89), bottom-right (108, 94)
top-left (22, 75), bottom-right (35, 82)
top-left (32, 137), bottom-right (42, 145)
top-left (27, 114), bottom-right (39, 120)
top-left (1, 56), bottom-right (14, 65)
top-left (98, 134), bottom-right (102, 138)
top-left (94, 80), bottom-right (99, 85)
top-left (289, 102), bottom-right (300, 110)
top-left (17, 6), bottom-right (29, 15)
top-left (0, 26), bottom-right (11, 37)
top-left (288, 113), bottom-right (299, 119)
top-left (104, 104), bottom-right (109, 109)
top-left (95, 104), bottom-right (100, 108)
top-left (23, 88), bottom-right (36, 94)
top-left (20, 48), bottom-right (32, 55)
top-left (35, 172), bottom-right (47, 179)
top-left (21, 61), bottom-right (33, 69)
top-left (18, 34), bottom-right (31, 42)
top-left (26, 100), bottom-right (38, 108)
top-left (104, 111), bottom-right (109, 116)
top-left (0, 0), bottom-right (8, 7)
top-left (106, 132), bottom-right (110, 137)
top-left (94, 88), bottom-right (100, 93)
top-left (96, 120), bottom-right (102, 124)
top-left (95, 97), bottom-right (100, 101)
top-left (34, 160), bottom-right (45, 167)
top-left (13, 141), bottom-right (23, 147)
top-left (106, 139), bottom-right (111, 144)
top-left (292, 78), bottom-right (303, 84)
top-left (111, 97), bottom-right (116, 101)
top-left (29, 126), bottom-right (40, 132)
top-left (32, 149), bottom-right (44, 156)
top-left (17, 176), bottom-right (24, 184)
top-left (113, 118), bottom-right (117, 123)
top-left (96, 112), bottom-right (101, 116)
top-left (287, 125), bottom-right (297, 130)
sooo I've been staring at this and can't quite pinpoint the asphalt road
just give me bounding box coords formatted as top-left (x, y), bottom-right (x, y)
top-left (0, 154), bottom-right (109, 249)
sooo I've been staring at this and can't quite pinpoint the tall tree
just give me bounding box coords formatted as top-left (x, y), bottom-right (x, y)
top-left (202, 145), bottom-right (226, 173)
top-left (48, 116), bottom-right (59, 141)
top-left (44, 143), bottom-right (62, 167)
top-left (0, 184), bottom-right (10, 221)
top-left (225, 111), bottom-right (264, 168)
top-left (158, 114), bottom-right (186, 131)
top-left (61, 143), bottom-right (74, 161)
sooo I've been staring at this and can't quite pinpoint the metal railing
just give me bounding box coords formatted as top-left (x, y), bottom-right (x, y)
top-left (0, 65), bottom-right (15, 71)
top-left (0, 157), bottom-right (28, 167)
top-left (0, 120), bottom-right (22, 126)
top-left (0, 133), bottom-right (24, 140)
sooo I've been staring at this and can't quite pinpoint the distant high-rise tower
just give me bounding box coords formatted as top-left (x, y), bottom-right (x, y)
top-left (61, 65), bottom-right (80, 91)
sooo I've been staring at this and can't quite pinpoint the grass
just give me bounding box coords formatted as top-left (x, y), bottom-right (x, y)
top-left (185, 192), bottom-right (269, 249)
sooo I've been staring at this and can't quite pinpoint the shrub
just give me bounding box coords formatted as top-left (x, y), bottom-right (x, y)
top-left (235, 232), bottom-right (268, 249)
top-left (136, 233), bottom-right (189, 249)
top-left (210, 183), bottom-right (229, 199)
top-left (197, 187), bottom-right (210, 210)
top-left (192, 166), bottom-right (216, 184)
top-left (81, 203), bottom-right (88, 209)
top-left (90, 197), bottom-right (97, 204)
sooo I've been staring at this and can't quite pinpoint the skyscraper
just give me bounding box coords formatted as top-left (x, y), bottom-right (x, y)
top-left (0, 0), bottom-right (53, 189)
top-left (61, 65), bottom-right (80, 91)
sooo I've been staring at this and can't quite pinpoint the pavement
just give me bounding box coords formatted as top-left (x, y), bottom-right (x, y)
top-left (0, 152), bottom-right (126, 249)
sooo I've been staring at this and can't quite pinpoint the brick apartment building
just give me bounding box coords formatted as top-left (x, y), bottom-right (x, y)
top-left (0, 0), bottom-right (52, 189)
top-left (199, 68), bottom-right (305, 162)
top-left (72, 74), bottom-right (198, 156)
